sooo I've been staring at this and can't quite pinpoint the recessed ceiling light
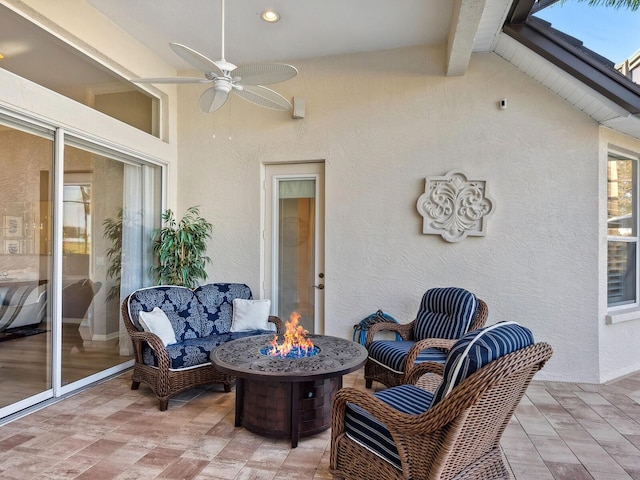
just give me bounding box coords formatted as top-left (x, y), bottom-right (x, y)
top-left (261, 10), bottom-right (280, 23)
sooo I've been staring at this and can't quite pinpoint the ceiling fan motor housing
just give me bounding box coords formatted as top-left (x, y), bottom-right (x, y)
top-left (214, 77), bottom-right (233, 93)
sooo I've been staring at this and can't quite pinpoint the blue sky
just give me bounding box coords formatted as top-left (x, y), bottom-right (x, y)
top-left (534, 1), bottom-right (640, 64)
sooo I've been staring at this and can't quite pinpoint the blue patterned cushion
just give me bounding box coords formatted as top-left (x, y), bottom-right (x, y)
top-left (431, 322), bottom-right (534, 406)
top-left (141, 330), bottom-right (272, 369)
top-left (367, 340), bottom-right (448, 373)
top-left (413, 287), bottom-right (478, 341)
top-left (345, 385), bottom-right (434, 470)
top-left (194, 283), bottom-right (253, 335)
top-left (127, 286), bottom-right (204, 342)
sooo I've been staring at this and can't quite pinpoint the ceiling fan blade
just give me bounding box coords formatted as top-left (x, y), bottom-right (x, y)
top-left (132, 76), bottom-right (211, 84)
top-left (234, 85), bottom-right (292, 111)
top-left (170, 42), bottom-right (224, 76)
top-left (233, 63), bottom-right (298, 86)
top-left (199, 87), bottom-right (229, 113)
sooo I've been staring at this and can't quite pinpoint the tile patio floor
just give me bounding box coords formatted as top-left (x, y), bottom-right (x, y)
top-left (1, 368), bottom-right (640, 479)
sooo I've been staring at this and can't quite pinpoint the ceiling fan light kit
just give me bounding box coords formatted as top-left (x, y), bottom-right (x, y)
top-left (132, 0), bottom-right (297, 114)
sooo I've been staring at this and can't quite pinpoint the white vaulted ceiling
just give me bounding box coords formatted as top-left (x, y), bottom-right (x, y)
top-left (3, 0), bottom-right (639, 139)
top-left (86, 0), bottom-right (508, 71)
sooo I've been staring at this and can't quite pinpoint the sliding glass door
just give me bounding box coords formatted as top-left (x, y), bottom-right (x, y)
top-left (0, 123), bottom-right (54, 411)
top-left (0, 117), bottom-right (162, 418)
top-left (60, 142), bottom-right (160, 387)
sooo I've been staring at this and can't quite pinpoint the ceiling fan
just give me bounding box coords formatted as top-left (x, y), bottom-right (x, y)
top-left (132, 0), bottom-right (297, 113)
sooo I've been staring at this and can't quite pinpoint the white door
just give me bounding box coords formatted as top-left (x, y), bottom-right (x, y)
top-left (263, 162), bottom-right (325, 334)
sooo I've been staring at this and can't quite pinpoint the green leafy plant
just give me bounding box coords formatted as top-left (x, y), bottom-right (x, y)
top-left (569, 0), bottom-right (639, 9)
top-left (151, 206), bottom-right (213, 288)
top-left (103, 208), bottom-right (123, 302)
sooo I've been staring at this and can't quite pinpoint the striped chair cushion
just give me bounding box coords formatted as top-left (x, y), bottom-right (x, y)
top-left (413, 287), bottom-right (478, 341)
top-left (345, 385), bottom-right (434, 470)
top-left (367, 340), bottom-right (448, 373)
top-left (431, 321), bottom-right (534, 405)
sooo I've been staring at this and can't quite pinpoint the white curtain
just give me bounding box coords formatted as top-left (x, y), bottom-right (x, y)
top-left (119, 164), bottom-right (158, 355)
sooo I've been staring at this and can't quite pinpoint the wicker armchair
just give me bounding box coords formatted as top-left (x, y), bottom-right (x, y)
top-left (365, 287), bottom-right (488, 389)
top-left (331, 322), bottom-right (553, 480)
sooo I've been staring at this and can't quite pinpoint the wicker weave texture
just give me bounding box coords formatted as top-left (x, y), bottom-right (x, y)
top-left (364, 299), bottom-right (489, 389)
top-left (330, 341), bottom-right (553, 480)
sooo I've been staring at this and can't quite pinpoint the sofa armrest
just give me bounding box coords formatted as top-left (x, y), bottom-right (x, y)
top-left (127, 329), bottom-right (171, 370)
top-left (365, 320), bottom-right (415, 347)
top-left (269, 315), bottom-right (285, 335)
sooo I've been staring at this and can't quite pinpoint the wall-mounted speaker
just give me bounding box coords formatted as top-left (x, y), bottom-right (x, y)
top-left (292, 97), bottom-right (305, 119)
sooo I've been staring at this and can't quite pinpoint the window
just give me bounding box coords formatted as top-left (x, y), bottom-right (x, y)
top-left (607, 151), bottom-right (638, 308)
top-left (63, 181), bottom-right (92, 255)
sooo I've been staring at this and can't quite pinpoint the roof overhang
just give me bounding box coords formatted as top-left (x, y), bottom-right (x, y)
top-left (495, 0), bottom-right (640, 140)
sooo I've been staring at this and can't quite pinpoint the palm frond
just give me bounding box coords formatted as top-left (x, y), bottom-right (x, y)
top-left (572, 0), bottom-right (640, 10)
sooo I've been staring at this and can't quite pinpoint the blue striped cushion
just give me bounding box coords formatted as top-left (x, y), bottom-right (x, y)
top-left (413, 287), bottom-right (478, 341)
top-left (345, 385), bottom-right (434, 470)
top-left (431, 322), bottom-right (534, 405)
top-left (367, 340), bottom-right (448, 373)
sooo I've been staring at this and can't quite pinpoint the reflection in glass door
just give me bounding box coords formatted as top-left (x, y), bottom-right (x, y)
top-left (0, 119), bottom-right (163, 419)
top-left (60, 143), bottom-right (161, 388)
top-left (0, 124), bottom-right (54, 413)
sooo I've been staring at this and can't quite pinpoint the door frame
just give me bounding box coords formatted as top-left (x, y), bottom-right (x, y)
top-left (261, 162), bottom-right (325, 334)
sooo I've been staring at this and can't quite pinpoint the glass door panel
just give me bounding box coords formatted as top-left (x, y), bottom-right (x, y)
top-left (61, 144), bottom-right (161, 386)
top-left (278, 180), bottom-right (317, 333)
top-left (0, 125), bottom-right (54, 411)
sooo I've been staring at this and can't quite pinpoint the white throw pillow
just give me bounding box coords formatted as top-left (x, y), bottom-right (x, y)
top-left (138, 307), bottom-right (177, 346)
top-left (231, 299), bottom-right (272, 332)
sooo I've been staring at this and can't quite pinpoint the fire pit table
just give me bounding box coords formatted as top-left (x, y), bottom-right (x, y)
top-left (211, 334), bottom-right (367, 447)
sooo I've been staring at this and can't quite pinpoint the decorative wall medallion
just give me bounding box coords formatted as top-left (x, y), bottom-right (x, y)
top-left (416, 171), bottom-right (494, 242)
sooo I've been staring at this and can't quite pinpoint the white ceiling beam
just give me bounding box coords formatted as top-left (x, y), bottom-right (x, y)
top-left (446, 0), bottom-right (487, 76)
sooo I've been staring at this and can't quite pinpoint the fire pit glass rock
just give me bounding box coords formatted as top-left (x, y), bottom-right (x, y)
top-left (260, 344), bottom-right (320, 358)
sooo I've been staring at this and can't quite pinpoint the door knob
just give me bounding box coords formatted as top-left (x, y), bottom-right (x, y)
top-left (314, 284), bottom-right (324, 289)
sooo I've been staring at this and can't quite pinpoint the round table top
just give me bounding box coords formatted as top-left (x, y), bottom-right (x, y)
top-left (211, 334), bottom-right (368, 382)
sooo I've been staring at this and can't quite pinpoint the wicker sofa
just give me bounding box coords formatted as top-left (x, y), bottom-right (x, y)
top-left (122, 282), bottom-right (283, 410)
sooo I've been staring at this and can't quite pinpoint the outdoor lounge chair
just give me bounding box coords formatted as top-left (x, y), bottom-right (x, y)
top-left (0, 282), bottom-right (47, 333)
top-left (330, 321), bottom-right (553, 480)
top-left (364, 287), bottom-right (488, 389)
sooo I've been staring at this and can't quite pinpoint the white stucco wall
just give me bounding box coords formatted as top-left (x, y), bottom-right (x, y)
top-left (176, 45), bottom-right (605, 383)
top-left (6, 1), bottom-right (640, 384)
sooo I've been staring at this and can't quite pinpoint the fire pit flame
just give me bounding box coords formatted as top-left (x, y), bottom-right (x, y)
top-left (264, 312), bottom-right (318, 358)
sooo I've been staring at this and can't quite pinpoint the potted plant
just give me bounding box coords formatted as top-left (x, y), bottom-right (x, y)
top-left (151, 206), bottom-right (213, 288)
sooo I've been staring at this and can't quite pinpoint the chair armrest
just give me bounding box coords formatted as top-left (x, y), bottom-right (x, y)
top-left (403, 362), bottom-right (445, 387)
top-left (404, 338), bottom-right (453, 367)
top-left (127, 329), bottom-right (172, 370)
top-left (331, 387), bottom-right (420, 446)
top-left (330, 387), bottom-right (443, 473)
top-left (269, 315), bottom-right (285, 335)
top-left (365, 320), bottom-right (414, 347)
top-left (332, 387), bottom-right (441, 435)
